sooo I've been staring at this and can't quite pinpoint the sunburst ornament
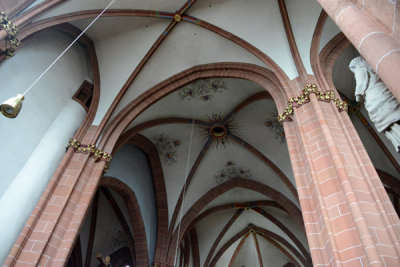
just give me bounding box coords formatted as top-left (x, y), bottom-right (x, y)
top-left (198, 113), bottom-right (239, 148)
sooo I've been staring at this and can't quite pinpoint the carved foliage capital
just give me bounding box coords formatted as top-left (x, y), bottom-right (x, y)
top-left (0, 11), bottom-right (20, 59)
top-left (278, 84), bottom-right (348, 123)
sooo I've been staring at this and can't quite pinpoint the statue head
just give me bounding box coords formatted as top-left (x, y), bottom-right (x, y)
top-left (349, 56), bottom-right (370, 73)
top-left (349, 56), bottom-right (371, 102)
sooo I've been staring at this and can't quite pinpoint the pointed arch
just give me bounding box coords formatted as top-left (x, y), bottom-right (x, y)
top-left (166, 178), bottom-right (303, 266)
top-left (100, 177), bottom-right (149, 267)
top-left (99, 62), bottom-right (290, 154)
top-left (113, 134), bottom-right (169, 264)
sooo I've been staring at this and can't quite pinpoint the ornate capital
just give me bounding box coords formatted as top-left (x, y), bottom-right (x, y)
top-left (68, 139), bottom-right (112, 172)
top-left (0, 11), bottom-right (20, 59)
top-left (278, 84), bottom-right (348, 123)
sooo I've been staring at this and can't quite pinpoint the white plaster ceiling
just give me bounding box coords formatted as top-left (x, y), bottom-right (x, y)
top-left (258, 237), bottom-right (292, 267)
top-left (187, 0), bottom-right (298, 78)
top-left (127, 78), bottom-right (266, 129)
top-left (231, 237), bottom-right (259, 267)
top-left (31, 0), bottom-right (349, 126)
top-left (285, 0), bottom-right (322, 74)
top-left (135, 78), bottom-right (298, 223)
top-left (34, 0), bottom-right (186, 20)
top-left (202, 189), bottom-right (272, 211)
top-left (213, 210), bottom-right (302, 256)
top-left (30, 0), bottom-right (336, 125)
top-left (215, 239), bottom-right (239, 267)
top-left (22, 0), bottom-right (399, 264)
top-left (71, 16), bottom-right (166, 40)
top-left (131, 77), bottom-right (306, 265)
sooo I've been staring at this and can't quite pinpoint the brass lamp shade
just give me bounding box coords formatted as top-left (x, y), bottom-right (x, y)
top-left (0, 94), bottom-right (24, 118)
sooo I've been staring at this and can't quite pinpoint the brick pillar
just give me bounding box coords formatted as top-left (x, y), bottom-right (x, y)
top-left (4, 126), bottom-right (105, 266)
top-left (284, 82), bottom-right (400, 266)
top-left (316, 0), bottom-right (400, 102)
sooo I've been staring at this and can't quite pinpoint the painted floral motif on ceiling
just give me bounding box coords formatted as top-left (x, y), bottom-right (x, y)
top-left (152, 134), bottom-right (181, 165)
top-left (265, 111), bottom-right (286, 144)
top-left (178, 78), bottom-right (226, 101)
top-left (215, 161), bottom-right (252, 184)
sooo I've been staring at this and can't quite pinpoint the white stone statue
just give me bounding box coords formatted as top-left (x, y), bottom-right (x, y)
top-left (349, 56), bottom-right (400, 152)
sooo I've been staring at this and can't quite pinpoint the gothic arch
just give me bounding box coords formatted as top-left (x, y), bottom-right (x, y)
top-left (100, 177), bottom-right (149, 267)
top-left (113, 134), bottom-right (169, 264)
top-left (93, 62), bottom-right (299, 266)
top-left (208, 225), bottom-right (308, 267)
top-left (16, 9), bottom-right (291, 87)
top-left (99, 62), bottom-right (291, 153)
top-left (165, 177), bottom-right (303, 266)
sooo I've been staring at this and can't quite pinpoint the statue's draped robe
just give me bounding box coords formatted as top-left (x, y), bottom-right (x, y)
top-left (350, 57), bottom-right (400, 151)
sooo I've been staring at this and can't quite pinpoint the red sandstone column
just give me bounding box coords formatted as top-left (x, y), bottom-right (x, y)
top-left (4, 126), bottom-right (105, 267)
top-left (284, 81), bottom-right (400, 266)
top-left (316, 0), bottom-right (400, 103)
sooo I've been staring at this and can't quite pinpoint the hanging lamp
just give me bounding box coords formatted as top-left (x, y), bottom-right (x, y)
top-left (1, 0), bottom-right (116, 119)
top-left (0, 94), bottom-right (24, 118)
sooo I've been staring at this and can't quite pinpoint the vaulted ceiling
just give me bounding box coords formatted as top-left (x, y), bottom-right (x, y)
top-left (2, 0), bottom-right (400, 266)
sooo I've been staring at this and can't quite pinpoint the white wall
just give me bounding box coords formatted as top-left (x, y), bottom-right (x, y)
top-left (0, 28), bottom-right (90, 263)
top-left (107, 144), bottom-right (158, 263)
top-left (0, 29), bottom-right (91, 197)
top-left (0, 100), bottom-right (86, 263)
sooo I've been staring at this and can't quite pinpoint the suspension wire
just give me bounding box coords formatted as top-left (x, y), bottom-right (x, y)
top-left (174, 118), bottom-right (195, 266)
top-left (252, 232), bottom-right (258, 267)
top-left (22, 0), bottom-right (117, 96)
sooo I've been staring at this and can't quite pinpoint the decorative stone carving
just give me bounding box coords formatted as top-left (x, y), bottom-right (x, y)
top-left (68, 138), bottom-right (112, 172)
top-left (278, 84), bottom-right (347, 123)
top-left (349, 56), bottom-right (400, 151)
top-left (0, 11), bottom-right (20, 59)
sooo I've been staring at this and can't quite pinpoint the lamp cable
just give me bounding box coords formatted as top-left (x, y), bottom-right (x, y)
top-left (22, 0), bottom-right (116, 96)
top-left (174, 117), bottom-right (195, 266)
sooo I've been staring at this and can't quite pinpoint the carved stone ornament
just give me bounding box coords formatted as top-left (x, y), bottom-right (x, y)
top-left (68, 139), bottom-right (112, 172)
top-left (0, 11), bottom-right (20, 59)
top-left (278, 84), bottom-right (347, 123)
top-left (349, 56), bottom-right (400, 152)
